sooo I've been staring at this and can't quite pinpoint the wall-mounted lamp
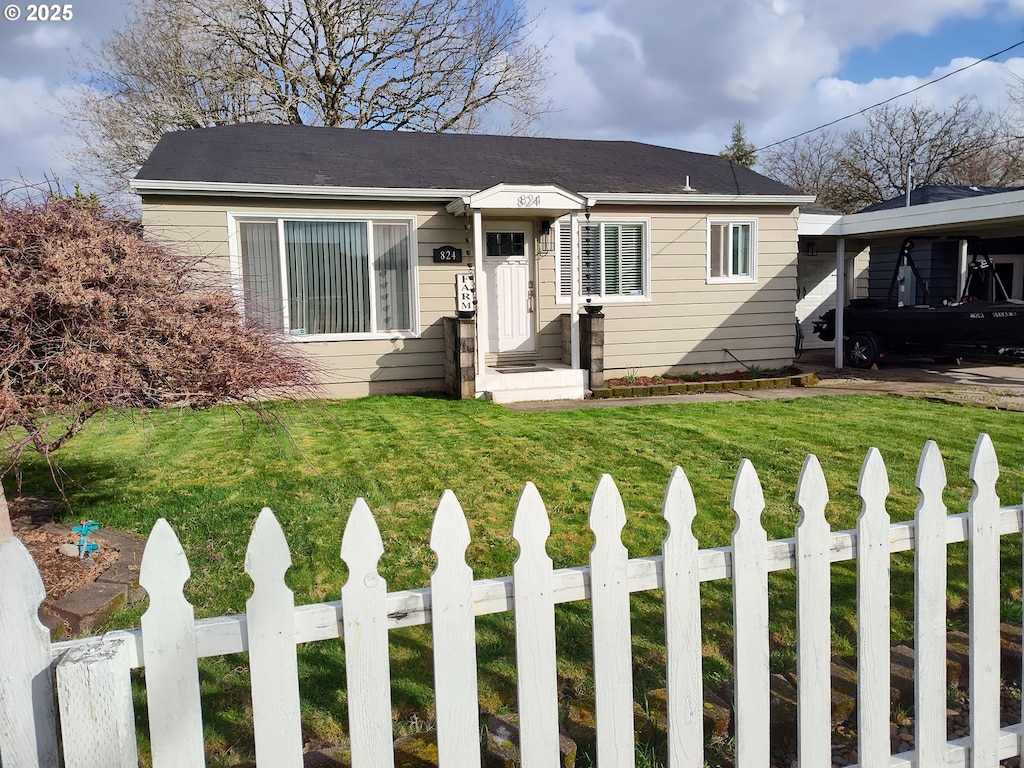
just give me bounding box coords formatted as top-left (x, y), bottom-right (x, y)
top-left (804, 240), bottom-right (817, 257)
top-left (539, 219), bottom-right (554, 252)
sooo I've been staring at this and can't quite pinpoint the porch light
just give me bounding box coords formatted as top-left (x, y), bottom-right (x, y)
top-left (539, 220), bottom-right (554, 252)
top-left (805, 241), bottom-right (817, 257)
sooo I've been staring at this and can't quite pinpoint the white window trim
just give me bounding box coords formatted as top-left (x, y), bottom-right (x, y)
top-left (706, 217), bottom-right (758, 284)
top-left (555, 216), bottom-right (652, 305)
top-left (227, 211), bottom-right (421, 341)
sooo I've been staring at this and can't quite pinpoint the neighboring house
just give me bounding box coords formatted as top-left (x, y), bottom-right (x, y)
top-left (131, 124), bottom-right (812, 402)
top-left (794, 185), bottom-right (1024, 366)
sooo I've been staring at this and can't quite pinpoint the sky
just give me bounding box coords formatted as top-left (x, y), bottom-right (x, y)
top-left (2, 0), bottom-right (1024, 194)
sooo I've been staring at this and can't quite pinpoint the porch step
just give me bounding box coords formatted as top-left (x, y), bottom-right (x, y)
top-left (480, 367), bottom-right (587, 404)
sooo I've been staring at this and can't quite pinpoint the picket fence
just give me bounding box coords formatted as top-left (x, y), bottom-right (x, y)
top-left (1, 434), bottom-right (1023, 768)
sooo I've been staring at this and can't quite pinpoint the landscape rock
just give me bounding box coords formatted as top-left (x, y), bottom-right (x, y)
top-left (484, 714), bottom-right (576, 768)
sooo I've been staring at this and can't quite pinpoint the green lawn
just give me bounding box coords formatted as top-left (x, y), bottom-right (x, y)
top-left (7, 394), bottom-right (1024, 764)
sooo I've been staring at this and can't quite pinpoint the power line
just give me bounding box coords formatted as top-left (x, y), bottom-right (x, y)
top-left (754, 38), bottom-right (1024, 153)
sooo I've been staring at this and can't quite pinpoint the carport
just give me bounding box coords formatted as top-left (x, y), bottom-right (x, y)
top-left (798, 186), bottom-right (1024, 368)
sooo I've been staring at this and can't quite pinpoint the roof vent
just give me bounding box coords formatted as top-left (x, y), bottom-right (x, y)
top-left (681, 175), bottom-right (695, 192)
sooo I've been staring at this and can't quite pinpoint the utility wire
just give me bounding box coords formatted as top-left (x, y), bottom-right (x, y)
top-left (754, 38), bottom-right (1024, 153)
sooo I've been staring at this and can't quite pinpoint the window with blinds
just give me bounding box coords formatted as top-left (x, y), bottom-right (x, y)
top-left (237, 218), bottom-right (415, 337)
top-left (708, 220), bottom-right (756, 282)
top-left (556, 220), bottom-right (647, 301)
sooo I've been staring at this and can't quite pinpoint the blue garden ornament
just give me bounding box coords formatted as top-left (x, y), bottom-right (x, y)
top-left (71, 520), bottom-right (100, 558)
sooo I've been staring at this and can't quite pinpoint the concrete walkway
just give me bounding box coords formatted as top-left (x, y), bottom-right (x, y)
top-left (505, 349), bottom-right (1024, 412)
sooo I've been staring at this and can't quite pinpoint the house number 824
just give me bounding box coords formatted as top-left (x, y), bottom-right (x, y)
top-left (516, 194), bottom-right (541, 207)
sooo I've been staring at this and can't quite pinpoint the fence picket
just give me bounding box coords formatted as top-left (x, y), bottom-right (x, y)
top-left (511, 482), bottom-right (559, 766)
top-left (245, 508), bottom-right (303, 768)
top-left (794, 454), bottom-right (831, 768)
top-left (340, 499), bottom-right (395, 768)
top-left (969, 434), bottom-right (1001, 768)
top-left (429, 491), bottom-right (481, 768)
top-left (139, 519), bottom-right (206, 768)
top-left (661, 467), bottom-right (703, 768)
top-left (56, 634), bottom-right (137, 768)
top-left (914, 442), bottom-right (948, 765)
top-left (590, 475), bottom-right (635, 768)
top-left (856, 449), bottom-right (891, 768)
top-left (0, 538), bottom-right (60, 767)
top-left (731, 460), bottom-right (770, 768)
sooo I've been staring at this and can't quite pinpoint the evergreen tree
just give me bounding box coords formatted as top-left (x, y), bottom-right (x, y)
top-left (720, 120), bottom-right (758, 168)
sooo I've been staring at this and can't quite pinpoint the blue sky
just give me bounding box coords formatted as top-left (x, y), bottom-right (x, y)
top-left (2, 0), bottom-right (1024, 192)
top-left (838, 16), bottom-right (1024, 80)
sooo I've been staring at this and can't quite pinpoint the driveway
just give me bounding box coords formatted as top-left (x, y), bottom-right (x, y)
top-left (507, 349), bottom-right (1024, 412)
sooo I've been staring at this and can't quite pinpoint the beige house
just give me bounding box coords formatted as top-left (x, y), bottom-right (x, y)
top-left (132, 125), bottom-right (813, 402)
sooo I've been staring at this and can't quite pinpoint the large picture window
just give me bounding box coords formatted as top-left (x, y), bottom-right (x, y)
top-left (557, 219), bottom-right (648, 301)
top-left (708, 219), bottom-right (757, 282)
top-left (236, 218), bottom-right (415, 338)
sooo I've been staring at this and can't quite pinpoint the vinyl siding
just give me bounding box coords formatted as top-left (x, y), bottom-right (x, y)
top-left (142, 196), bottom-right (801, 392)
top-left (142, 196), bottom-right (466, 395)
top-left (587, 205), bottom-right (798, 377)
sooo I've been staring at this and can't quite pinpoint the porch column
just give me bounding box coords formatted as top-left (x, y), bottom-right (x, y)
top-left (834, 237), bottom-right (846, 369)
top-left (473, 209), bottom-right (486, 386)
top-left (957, 238), bottom-right (969, 299)
top-left (570, 210), bottom-right (581, 369)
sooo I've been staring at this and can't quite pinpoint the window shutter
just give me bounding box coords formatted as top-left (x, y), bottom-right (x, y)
top-left (557, 222), bottom-right (573, 297)
top-left (603, 224), bottom-right (621, 294)
top-left (619, 224), bottom-right (644, 295)
top-left (581, 224), bottom-right (601, 295)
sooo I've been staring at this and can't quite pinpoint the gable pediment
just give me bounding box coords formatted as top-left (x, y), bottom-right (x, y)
top-left (446, 183), bottom-right (589, 216)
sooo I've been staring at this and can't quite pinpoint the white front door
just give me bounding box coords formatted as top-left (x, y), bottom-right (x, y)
top-left (483, 228), bottom-right (535, 354)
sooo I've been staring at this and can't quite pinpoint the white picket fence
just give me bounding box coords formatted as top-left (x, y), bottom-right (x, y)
top-left (1, 434), bottom-right (1022, 768)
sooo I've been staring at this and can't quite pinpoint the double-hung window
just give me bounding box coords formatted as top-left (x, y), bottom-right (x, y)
top-left (557, 219), bottom-right (648, 302)
top-left (708, 219), bottom-right (757, 282)
top-left (235, 217), bottom-right (416, 338)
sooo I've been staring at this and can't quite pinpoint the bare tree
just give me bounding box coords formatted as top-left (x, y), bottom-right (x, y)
top-left (761, 98), bottom-right (1024, 213)
top-left (62, 0), bottom-right (553, 191)
top-left (759, 131), bottom-right (845, 208)
top-left (0, 185), bottom-right (316, 483)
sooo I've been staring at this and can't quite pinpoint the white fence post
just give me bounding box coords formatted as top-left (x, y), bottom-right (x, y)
top-left (969, 434), bottom-right (1001, 767)
top-left (245, 508), bottom-right (303, 768)
top-left (340, 499), bottom-right (395, 768)
top-left (511, 482), bottom-right (560, 766)
top-left (661, 467), bottom-right (703, 768)
top-left (0, 537), bottom-right (60, 768)
top-left (590, 475), bottom-right (635, 768)
top-left (914, 441), bottom-right (948, 765)
top-left (56, 634), bottom-right (138, 768)
top-left (856, 448), bottom-right (891, 768)
top-left (140, 518), bottom-right (206, 768)
top-left (731, 460), bottom-right (769, 768)
top-left (795, 454), bottom-right (831, 767)
top-left (429, 491), bottom-right (482, 768)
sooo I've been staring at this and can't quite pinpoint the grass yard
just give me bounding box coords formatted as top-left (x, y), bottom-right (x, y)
top-left (7, 394), bottom-right (1024, 764)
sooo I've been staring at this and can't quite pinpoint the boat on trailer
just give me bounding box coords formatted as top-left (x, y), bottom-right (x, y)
top-left (812, 237), bottom-right (1024, 368)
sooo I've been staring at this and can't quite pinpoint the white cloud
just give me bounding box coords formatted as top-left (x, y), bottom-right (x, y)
top-left (527, 0), bottom-right (1024, 157)
top-left (0, 76), bottom-right (79, 184)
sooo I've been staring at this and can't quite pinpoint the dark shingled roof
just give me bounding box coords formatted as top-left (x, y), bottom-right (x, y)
top-left (857, 185), bottom-right (1024, 213)
top-left (135, 124), bottom-right (803, 197)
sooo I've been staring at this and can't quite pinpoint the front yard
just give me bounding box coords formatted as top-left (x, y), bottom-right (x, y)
top-left (7, 394), bottom-right (1024, 764)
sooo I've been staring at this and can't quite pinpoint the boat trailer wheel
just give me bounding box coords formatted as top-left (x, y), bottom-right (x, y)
top-left (846, 333), bottom-right (879, 369)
